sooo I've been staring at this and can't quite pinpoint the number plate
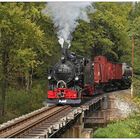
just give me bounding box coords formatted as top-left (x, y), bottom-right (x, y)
top-left (59, 100), bottom-right (67, 103)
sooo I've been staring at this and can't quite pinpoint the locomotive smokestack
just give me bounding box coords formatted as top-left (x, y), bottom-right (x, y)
top-left (62, 41), bottom-right (69, 58)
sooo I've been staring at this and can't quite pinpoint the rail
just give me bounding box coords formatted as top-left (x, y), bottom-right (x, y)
top-left (0, 105), bottom-right (71, 138)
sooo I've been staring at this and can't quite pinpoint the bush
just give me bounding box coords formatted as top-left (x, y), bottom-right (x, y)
top-left (131, 75), bottom-right (140, 107)
top-left (133, 75), bottom-right (140, 96)
top-left (0, 80), bottom-right (46, 124)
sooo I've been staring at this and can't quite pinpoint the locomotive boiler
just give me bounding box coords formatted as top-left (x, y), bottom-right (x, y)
top-left (46, 45), bottom-right (132, 105)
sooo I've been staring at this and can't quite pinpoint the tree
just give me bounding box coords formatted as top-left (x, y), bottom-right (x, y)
top-left (71, 3), bottom-right (132, 63)
top-left (128, 2), bottom-right (140, 74)
top-left (0, 3), bottom-right (52, 115)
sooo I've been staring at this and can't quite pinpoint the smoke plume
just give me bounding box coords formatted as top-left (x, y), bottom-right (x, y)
top-left (43, 2), bottom-right (93, 48)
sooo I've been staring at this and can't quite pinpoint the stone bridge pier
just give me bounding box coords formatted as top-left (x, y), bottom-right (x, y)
top-left (61, 112), bottom-right (84, 138)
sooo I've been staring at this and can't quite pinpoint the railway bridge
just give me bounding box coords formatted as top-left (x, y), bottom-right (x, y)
top-left (0, 89), bottom-right (130, 138)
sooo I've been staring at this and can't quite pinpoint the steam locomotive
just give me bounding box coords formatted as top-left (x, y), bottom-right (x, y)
top-left (47, 45), bottom-right (132, 105)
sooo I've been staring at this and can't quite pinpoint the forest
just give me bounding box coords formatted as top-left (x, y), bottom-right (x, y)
top-left (0, 2), bottom-right (140, 136)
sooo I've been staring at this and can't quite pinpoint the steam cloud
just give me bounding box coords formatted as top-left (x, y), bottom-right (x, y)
top-left (43, 2), bottom-right (93, 48)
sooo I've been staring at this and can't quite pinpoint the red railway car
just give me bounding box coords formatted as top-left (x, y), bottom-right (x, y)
top-left (115, 64), bottom-right (122, 79)
top-left (107, 62), bottom-right (113, 80)
top-left (94, 56), bottom-right (108, 83)
top-left (94, 56), bottom-right (123, 83)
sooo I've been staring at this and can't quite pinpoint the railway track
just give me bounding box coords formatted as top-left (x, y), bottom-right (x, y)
top-left (0, 105), bottom-right (72, 138)
top-left (0, 93), bottom-right (107, 138)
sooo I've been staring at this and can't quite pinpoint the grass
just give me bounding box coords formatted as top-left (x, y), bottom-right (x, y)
top-left (93, 114), bottom-right (140, 138)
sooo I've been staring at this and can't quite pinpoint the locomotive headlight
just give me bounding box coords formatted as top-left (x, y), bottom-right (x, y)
top-left (75, 76), bottom-right (79, 81)
top-left (48, 76), bottom-right (51, 80)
